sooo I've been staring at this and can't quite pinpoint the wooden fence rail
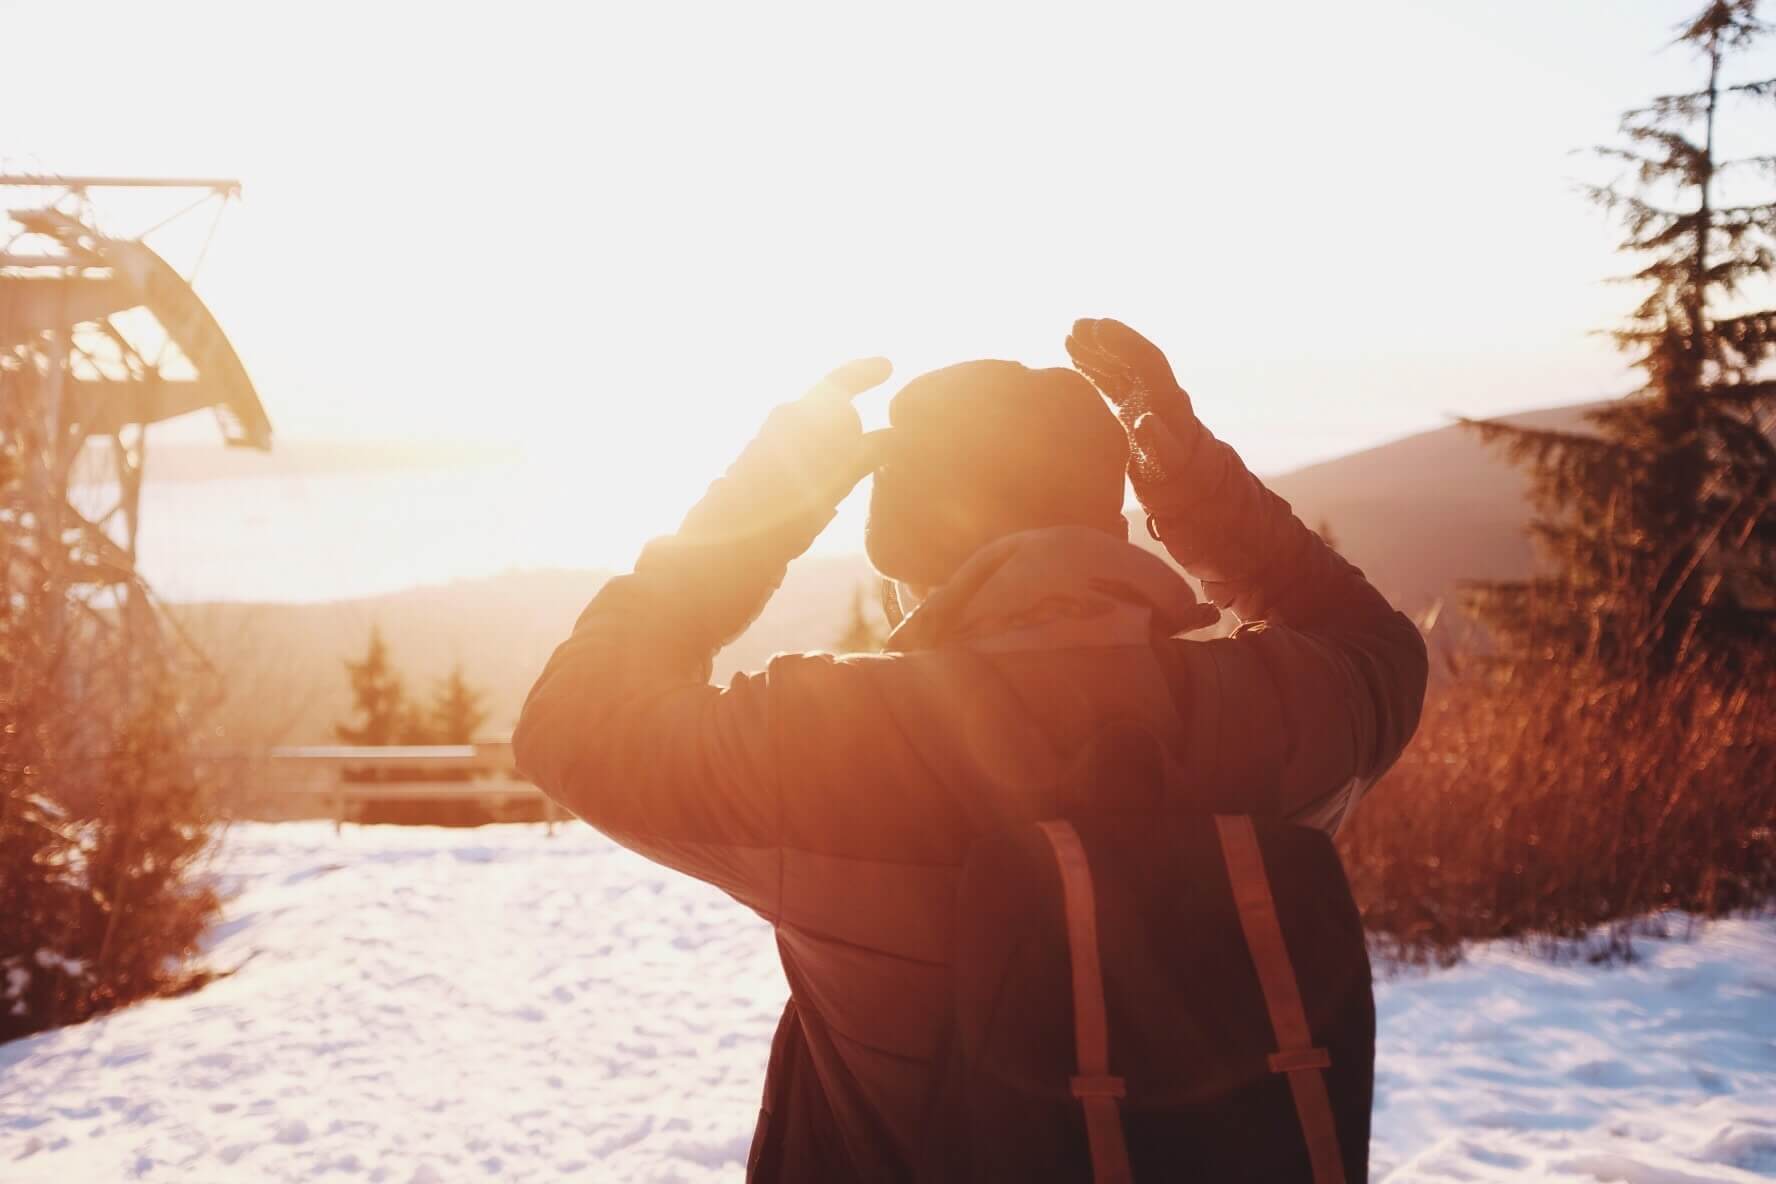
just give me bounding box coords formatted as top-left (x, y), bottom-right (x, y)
top-left (267, 741), bottom-right (567, 833)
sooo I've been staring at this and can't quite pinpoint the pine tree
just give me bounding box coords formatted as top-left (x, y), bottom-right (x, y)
top-left (396, 700), bottom-right (437, 747)
top-left (1465, 0), bottom-right (1776, 673)
top-left (334, 626), bottom-right (411, 746)
top-left (427, 663), bottom-right (489, 744)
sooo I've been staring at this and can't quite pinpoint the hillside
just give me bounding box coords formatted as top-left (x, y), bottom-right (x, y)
top-left (177, 401), bottom-right (1597, 748)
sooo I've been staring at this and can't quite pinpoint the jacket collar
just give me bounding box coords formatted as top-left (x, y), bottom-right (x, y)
top-left (884, 526), bottom-right (1220, 653)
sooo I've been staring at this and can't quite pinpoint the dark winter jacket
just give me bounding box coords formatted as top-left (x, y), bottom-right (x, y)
top-left (513, 446), bottom-right (1427, 1182)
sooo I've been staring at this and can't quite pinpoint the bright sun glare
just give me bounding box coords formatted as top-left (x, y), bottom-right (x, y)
top-left (6, 0), bottom-right (1756, 577)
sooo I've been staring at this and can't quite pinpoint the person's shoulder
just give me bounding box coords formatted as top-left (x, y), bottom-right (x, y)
top-left (760, 648), bottom-right (905, 681)
top-left (753, 646), bottom-right (964, 703)
top-left (744, 651), bottom-right (927, 755)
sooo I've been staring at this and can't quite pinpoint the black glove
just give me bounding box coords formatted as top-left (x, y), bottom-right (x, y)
top-left (1068, 318), bottom-right (1350, 622)
top-left (1067, 318), bottom-right (1272, 609)
top-left (1064, 318), bottom-right (1223, 529)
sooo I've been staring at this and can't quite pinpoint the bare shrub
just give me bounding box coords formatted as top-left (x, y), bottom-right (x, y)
top-left (0, 624), bottom-right (223, 1041)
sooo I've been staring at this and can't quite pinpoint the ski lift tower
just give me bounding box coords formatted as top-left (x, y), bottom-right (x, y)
top-left (0, 175), bottom-right (271, 661)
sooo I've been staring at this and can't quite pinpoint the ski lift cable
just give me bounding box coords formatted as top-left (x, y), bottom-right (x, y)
top-left (136, 188), bottom-right (223, 246)
top-left (184, 192), bottom-right (231, 284)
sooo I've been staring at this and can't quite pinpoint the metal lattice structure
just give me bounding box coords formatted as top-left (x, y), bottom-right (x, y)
top-left (1, 175), bottom-right (271, 660)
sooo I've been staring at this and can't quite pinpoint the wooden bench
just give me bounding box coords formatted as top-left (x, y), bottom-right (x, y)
top-left (268, 741), bottom-right (569, 834)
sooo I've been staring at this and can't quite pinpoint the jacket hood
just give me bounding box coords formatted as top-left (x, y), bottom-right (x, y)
top-left (884, 526), bottom-right (1221, 654)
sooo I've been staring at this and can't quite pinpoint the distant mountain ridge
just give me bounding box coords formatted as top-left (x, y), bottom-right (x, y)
top-left (1264, 400), bottom-right (1600, 617)
top-left (180, 402), bottom-right (1597, 747)
top-left (175, 557), bottom-right (880, 750)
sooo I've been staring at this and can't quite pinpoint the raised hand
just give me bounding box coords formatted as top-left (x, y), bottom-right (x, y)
top-left (802, 356), bottom-right (893, 404)
top-left (791, 357), bottom-right (896, 506)
top-left (678, 356), bottom-right (894, 553)
top-left (1064, 319), bottom-right (1204, 517)
top-left (657, 356), bottom-right (894, 648)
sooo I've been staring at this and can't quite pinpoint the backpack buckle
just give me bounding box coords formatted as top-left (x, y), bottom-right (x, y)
top-left (1268, 1047), bottom-right (1332, 1074)
top-left (1070, 1075), bottom-right (1127, 1099)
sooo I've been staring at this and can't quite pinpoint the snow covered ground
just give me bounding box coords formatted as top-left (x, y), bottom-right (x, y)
top-left (3, 823), bottom-right (1774, 1183)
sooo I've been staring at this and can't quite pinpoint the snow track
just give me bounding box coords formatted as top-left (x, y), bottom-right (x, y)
top-left (2, 824), bottom-right (1772, 1182)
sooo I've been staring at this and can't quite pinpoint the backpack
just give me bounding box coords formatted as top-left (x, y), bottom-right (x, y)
top-left (915, 807), bottom-right (1374, 1183)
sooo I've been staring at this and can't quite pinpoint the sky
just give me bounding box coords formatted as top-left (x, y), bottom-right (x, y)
top-left (6, 0), bottom-right (1773, 555)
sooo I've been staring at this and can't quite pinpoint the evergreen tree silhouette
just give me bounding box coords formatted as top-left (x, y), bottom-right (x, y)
top-left (428, 663), bottom-right (489, 744)
top-left (1464, 0), bottom-right (1776, 673)
top-left (334, 626), bottom-right (410, 746)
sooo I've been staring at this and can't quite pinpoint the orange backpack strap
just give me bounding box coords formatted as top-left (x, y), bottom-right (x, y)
top-left (1214, 815), bottom-right (1347, 1184)
top-left (1036, 821), bottom-right (1134, 1184)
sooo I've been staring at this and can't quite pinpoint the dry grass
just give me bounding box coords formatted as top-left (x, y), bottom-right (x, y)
top-left (1339, 653), bottom-right (1776, 964)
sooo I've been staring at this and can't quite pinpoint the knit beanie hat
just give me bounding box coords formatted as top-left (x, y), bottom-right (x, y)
top-left (865, 360), bottom-right (1130, 589)
top-left (885, 360), bottom-right (1130, 538)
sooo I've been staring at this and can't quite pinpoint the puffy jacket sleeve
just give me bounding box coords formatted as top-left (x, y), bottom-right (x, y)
top-left (510, 397), bottom-right (871, 917)
top-left (511, 547), bottom-right (785, 914)
top-left (513, 376), bottom-right (896, 913)
top-left (1151, 429), bottom-right (1429, 831)
top-left (507, 543), bottom-right (784, 915)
